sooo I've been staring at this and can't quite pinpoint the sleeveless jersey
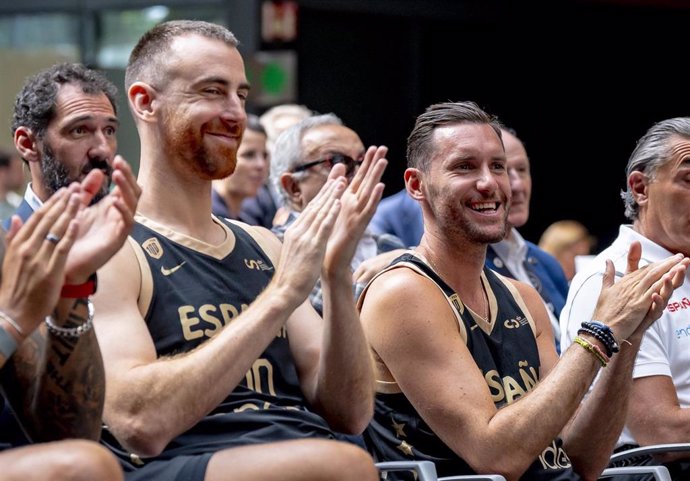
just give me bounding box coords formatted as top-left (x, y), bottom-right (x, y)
top-left (362, 253), bottom-right (579, 481)
top-left (102, 215), bottom-right (335, 466)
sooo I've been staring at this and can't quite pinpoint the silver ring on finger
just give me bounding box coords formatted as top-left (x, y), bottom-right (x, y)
top-left (45, 233), bottom-right (61, 244)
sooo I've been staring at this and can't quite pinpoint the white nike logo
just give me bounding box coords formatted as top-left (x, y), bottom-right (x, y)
top-left (161, 261), bottom-right (186, 276)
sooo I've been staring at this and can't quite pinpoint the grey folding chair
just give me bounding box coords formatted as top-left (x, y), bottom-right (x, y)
top-left (599, 465), bottom-right (671, 481)
top-left (600, 442), bottom-right (690, 481)
top-left (375, 461), bottom-right (506, 481)
top-left (609, 443), bottom-right (690, 465)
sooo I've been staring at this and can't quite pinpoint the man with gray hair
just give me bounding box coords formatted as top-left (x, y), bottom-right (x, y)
top-left (271, 113), bottom-right (405, 314)
top-left (561, 117), bottom-right (690, 479)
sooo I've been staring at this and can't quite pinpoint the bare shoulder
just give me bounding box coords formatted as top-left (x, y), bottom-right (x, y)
top-left (100, 237), bottom-right (141, 285)
top-left (502, 275), bottom-right (547, 313)
top-left (360, 266), bottom-right (458, 340)
top-left (94, 237), bottom-right (142, 313)
top-left (362, 266), bottom-right (438, 311)
top-left (228, 220), bottom-right (282, 262)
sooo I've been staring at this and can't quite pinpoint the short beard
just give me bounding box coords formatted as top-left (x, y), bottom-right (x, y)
top-left (40, 143), bottom-right (112, 205)
top-left (427, 182), bottom-right (508, 244)
top-left (161, 108), bottom-right (239, 181)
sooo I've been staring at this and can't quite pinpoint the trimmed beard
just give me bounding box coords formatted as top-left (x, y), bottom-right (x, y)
top-left (40, 143), bottom-right (112, 205)
top-left (161, 109), bottom-right (240, 181)
top-left (427, 181), bottom-right (508, 244)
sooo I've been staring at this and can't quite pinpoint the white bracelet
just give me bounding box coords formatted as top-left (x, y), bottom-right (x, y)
top-left (0, 309), bottom-right (25, 336)
top-left (44, 299), bottom-right (94, 338)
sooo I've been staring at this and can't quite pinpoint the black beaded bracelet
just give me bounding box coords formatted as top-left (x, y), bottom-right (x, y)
top-left (580, 321), bottom-right (620, 356)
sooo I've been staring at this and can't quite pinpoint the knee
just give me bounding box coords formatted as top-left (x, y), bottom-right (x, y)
top-left (323, 442), bottom-right (379, 481)
top-left (77, 442), bottom-right (124, 481)
top-left (50, 440), bottom-right (123, 481)
top-left (0, 440), bottom-right (123, 481)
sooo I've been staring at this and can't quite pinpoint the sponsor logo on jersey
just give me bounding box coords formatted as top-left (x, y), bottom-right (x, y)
top-left (503, 315), bottom-right (529, 329)
top-left (449, 293), bottom-right (465, 314)
top-left (244, 258), bottom-right (274, 271)
top-left (161, 261), bottom-right (186, 276)
top-left (142, 238), bottom-right (163, 259)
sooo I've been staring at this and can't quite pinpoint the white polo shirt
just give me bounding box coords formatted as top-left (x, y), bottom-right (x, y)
top-left (560, 224), bottom-right (690, 446)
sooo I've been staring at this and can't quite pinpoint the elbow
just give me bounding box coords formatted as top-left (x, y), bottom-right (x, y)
top-left (464, 449), bottom-right (536, 481)
top-left (105, 412), bottom-right (171, 458)
top-left (321, 399), bottom-right (374, 436)
top-left (470, 462), bottom-right (526, 481)
top-left (345, 405), bottom-right (375, 435)
top-left (327, 410), bottom-right (374, 436)
top-left (568, 450), bottom-right (612, 481)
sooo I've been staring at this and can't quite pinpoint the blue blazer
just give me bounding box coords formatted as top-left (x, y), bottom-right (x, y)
top-left (2, 199), bottom-right (34, 231)
top-left (485, 242), bottom-right (569, 321)
top-left (0, 199), bottom-right (34, 446)
top-left (369, 189), bottom-right (424, 248)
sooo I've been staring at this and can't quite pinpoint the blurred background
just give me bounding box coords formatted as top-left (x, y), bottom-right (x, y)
top-left (1, 0), bottom-right (688, 250)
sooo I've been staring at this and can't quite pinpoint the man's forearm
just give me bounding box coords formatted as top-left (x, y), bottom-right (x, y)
top-left (316, 270), bottom-right (375, 434)
top-left (562, 340), bottom-right (639, 479)
top-left (1, 297), bottom-right (105, 442)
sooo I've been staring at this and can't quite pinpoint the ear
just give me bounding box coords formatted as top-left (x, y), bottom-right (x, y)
top-left (404, 167), bottom-right (425, 201)
top-left (13, 126), bottom-right (40, 164)
top-left (280, 173), bottom-right (304, 209)
top-left (128, 82), bottom-right (158, 122)
top-left (628, 171), bottom-right (648, 207)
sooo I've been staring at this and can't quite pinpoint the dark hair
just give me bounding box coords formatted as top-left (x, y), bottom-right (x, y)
top-left (407, 101), bottom-right (502, 172)
top-left (125, 20), bottom-right (238, 91)
top-left (12, 62), bottom-right (118, 140)
top-left (246, 113), bottom-right (266, 136)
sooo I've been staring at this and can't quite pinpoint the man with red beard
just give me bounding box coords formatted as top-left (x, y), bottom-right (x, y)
top-left (357, 101), bottom-right (689, 480)
top-left (93, 20), bottom-right (385, 481)
top-left (5, 63), bottom-right (120, 230)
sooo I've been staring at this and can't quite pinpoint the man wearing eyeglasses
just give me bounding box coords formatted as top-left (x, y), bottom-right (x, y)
top-left (271, 113), bottom-right (406, 315)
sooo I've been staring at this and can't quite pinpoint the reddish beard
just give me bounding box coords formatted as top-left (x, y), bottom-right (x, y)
top-left (162, 116), bottom-right (239, 180)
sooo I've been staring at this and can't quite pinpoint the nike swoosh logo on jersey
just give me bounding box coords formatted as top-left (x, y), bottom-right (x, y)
top-left (161, 261), bottom-right (186, 276)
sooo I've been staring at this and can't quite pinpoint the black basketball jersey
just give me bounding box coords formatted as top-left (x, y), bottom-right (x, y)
top-left (102, 215), bottom-right (335, 466)
top-left (362, 253), bottom-right (580, 481)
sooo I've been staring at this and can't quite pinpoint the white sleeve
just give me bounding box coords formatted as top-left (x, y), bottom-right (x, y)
top-left (633, 322), bottom-right (672, 379)
top-left (559, 272), bottom-right (603, 354)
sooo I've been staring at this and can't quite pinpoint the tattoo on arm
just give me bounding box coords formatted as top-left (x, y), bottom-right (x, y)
top-left (0, 298), bottom-right (106, 441)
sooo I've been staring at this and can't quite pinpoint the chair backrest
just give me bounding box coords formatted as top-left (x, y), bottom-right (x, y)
top-left (609, 443), bottom-right (690, 465)
top-left (376, 460), bottom-right (438, 481)
top-left (375, 461), bottom-right (507, 481)
top-left (439, 475), bottom-right (507, 481)
top-left (600, 465), bottom-right (672, 481)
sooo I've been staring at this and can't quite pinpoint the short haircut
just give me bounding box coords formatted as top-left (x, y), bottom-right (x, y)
top-left (270, 113), bottom-right (343, 205)
top-left (621, 117), bottom-right (690, 220)
top-left (125, 20), bottom-right (238, 91)
top-left (407, 101), bottom-right (502, 172)
top-left (12, 62), bottom-right (118, 140)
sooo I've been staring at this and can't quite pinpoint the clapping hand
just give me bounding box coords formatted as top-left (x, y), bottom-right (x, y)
top-left (64, 155), bottom-right (141, 284)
